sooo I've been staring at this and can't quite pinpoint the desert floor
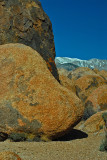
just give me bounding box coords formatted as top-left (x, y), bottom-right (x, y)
top-left (0, 127), bottom-right (107, 160)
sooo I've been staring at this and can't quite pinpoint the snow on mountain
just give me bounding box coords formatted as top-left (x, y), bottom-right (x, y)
top-left (55, 57), bottom-right (107, 71)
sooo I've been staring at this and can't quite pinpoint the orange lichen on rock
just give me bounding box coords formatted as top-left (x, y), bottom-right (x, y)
top-left (0, 43), bottom-right (84, 139)
top-left (46, 61), bottom-right (52, 72)
top-left (74, 74), bottom-right (106, 102)
top-left (17, 119), bottom-right (26, 127)
top-left (85, 85), bottom-right (107, 112)
top-left (49, 57), bottom-right (55, 64)
top-left (59, 74), bottom-right (76, 94)
top-left (46, 57), bottom-right (58, 74)
top-left (81, 111), bottom-right (106, 133)
top-left (0, 151), bottom-right (21, 160)
top-left (33, 19), bottom-right (43, 35)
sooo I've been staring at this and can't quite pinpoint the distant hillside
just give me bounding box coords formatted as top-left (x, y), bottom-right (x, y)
top-left (55, 57), bottom-right (107, 71)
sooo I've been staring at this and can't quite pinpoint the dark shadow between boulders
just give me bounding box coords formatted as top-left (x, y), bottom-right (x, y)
top-left (0, 132), bottom-right (8, 142)
top-left (53, 129), bottom-right (88, 141)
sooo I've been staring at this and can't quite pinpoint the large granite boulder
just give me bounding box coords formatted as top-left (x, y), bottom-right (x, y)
top-left (74, 74), bottom-right (106, 102)
top-left (0, 151), bottom-right (22, 160)
top-left (80, 111), bottom-right (106, 133)
top-left (0, 43), bottom-right (84, 140)
top-left (0, 0), bottom-right (59, 81)
top-left (67, 67), bottom-right (97, 80)
top-left (83, 85), bottom-right (107, 120)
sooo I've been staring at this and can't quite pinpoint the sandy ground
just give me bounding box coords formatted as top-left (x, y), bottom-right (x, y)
top-left (0, 131), bottom-right (107, 160)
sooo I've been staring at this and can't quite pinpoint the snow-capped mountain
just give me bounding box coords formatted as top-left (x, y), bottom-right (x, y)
top-left (55, 57), bottom-right (107, 71)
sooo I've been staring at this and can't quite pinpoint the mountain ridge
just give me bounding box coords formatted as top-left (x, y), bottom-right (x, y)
top-left (55, 57), bottom-right (107, 71)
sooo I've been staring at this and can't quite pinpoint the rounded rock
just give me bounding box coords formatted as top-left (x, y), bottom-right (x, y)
top-left (0, 151), bottom-right (21, 160)
top-left (0, 43), bottom-right (84, 140)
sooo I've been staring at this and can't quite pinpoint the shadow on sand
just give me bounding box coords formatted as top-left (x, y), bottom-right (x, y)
top-left (53, 129), bottom-right (88, 141)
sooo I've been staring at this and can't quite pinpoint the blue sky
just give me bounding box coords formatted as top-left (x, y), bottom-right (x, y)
top-left (40, 0), bottom-right (107, 60)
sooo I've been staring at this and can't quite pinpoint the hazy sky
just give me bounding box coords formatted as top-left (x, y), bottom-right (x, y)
top-left (40, 0), bottom-right (107, 60)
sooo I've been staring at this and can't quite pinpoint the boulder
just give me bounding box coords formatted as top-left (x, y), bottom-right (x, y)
top-left (0, 151), bottom-right (21, 160)
top-left (74, 74), bottom-right (106, 102)
top-left (98, 70), bottom-right (107, 81)
top-left (67, 67), bottom-right (97, 80)
top-left (0, 43), bottom-right (84, 140)
top-left (0, 0), bottom-right (59, 81)
top-left (58, 68), bottom-right (70, 77)
top-left (85, 85), bottom-right (107, 113)
top-left (59, 74), bottom-right (76, 94)
top-left (80, 111), bottom-right (106, 133)
top-left (93, 69), bottom-right (107, 80)
top-left (67, 67), bottom-right (98, 96)
top-left (58, 69), bottom-right (76, 93)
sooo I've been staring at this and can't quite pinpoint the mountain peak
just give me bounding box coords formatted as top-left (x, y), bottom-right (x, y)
top-left (55, 57), bottom-right (107, 71)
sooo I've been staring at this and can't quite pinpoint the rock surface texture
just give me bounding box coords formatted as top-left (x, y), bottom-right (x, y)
top-left (98, 70), bottom-right (107, 80)
top-left (0, 43), bottom-right (84, 140)
top-left (59, 74), bottom-right (76, 94)
top-left (81, 111), bottom-right (106, 133)
top-left (0, 151), bottom-right (21, 160)
top-left (0, 0), bottom-right (59, 81)
top-left (74, 74), bottom-right (106, 102)
top-left (85, 85), bottom-right (107, 113)
top-left (67, 67), bottom-right (96, 80)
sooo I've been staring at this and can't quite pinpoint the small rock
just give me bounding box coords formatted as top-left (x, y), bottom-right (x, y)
top-left (81, 111), bottom-right (106, 133)
top-left (0, 151), bottom-right (21, 160)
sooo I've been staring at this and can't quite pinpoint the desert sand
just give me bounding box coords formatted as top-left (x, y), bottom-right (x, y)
top-left (0, 130), bottom-right (107, 160)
